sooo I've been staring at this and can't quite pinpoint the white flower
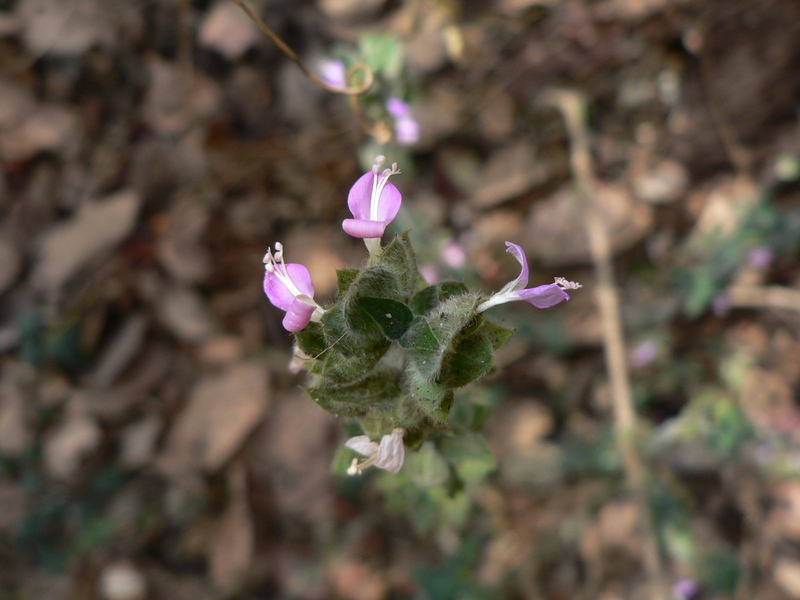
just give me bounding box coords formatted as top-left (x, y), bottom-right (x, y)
top-left (345, 428), bottom-right (405, 474)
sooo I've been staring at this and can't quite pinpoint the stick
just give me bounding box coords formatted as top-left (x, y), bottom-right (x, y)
top-left (541, 88), bottom-right (669, 600)
top-left (230, 0), bottom-right (374, 95)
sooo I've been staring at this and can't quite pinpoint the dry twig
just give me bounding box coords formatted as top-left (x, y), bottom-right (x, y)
top-left (542, 88), bottom-right (669, 600)
top-left (230, 0), bottom-right (374, 95)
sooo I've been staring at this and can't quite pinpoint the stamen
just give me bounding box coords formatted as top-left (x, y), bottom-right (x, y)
top-left (555, 277), bottom-right (582, 290)
top-left (346, 454), bottom-right (378, 475)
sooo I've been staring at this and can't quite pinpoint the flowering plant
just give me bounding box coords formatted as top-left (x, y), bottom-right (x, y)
top-left (263, 156), bottom-right (580, 475)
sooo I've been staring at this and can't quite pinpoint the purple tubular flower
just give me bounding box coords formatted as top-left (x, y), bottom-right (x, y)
top-left (342, 156), bottom-right (402, 248)
top-left (476, 241), bottom-right (581, 313)
top-left (263, 243), bottom-right (323, 332)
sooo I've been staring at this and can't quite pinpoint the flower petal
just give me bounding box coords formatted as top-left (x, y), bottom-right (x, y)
top-left (374, 429), bottom-right (404, 473)
top-left (285, 263), bottom-right (314, 297)
top-left (386, 98), bottom-right (412, 118)
top-left (517, 284), bottom-right (570, 308)
top-left (263, 263), bottom-right (314, 310)
top-left (264, 271), bottom-right (294, 310)
top-left (345, 435), bottom-right (379, 457)
top-left (375, 179), bottom-right (402, 223)
top-left (394, 117), bottom-right (419, 145)
top-left (501, 241), bottom-right (529, 293)
top-left (282, 295), bottom-right (317, 331)
top-left (342, 218), bottom-right (387, 239)
top-left (347, 171), bottom-right (375, 220)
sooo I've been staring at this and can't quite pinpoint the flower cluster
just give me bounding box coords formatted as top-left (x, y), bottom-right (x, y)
top-left (262, 157), bottom-right (580, 475)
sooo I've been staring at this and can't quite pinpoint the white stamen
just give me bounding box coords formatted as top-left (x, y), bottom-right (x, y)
top-left (555, 277), bottom-right (582, 290)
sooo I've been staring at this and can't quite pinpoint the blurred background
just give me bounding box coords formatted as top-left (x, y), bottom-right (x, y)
top-left (1, 0), bottom-right (800, 598)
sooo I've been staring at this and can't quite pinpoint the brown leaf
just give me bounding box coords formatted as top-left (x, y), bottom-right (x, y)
top-left (156, 361), bottom-right (270, 475)
top-left (32, 189), bottom-right (141, 294)
top-left (524, 182), bottom-right (653, 267)
top-left (43, 401), bottom-right (102, 479)
top-left (209, 465), bottom-right (254, 593)
top-left (197, 0), bottom-right (262, 62)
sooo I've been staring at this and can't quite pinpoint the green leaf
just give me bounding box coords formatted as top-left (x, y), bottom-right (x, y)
top-left (335, 268), bottom-right (360, 296)
top-left (293, 321), bottom-right (326, 358)
top-left (409, 281), bottom-right (469, 315)
top-left (378, 233), bottom-right (419, 299)
top-left (400, 293), bottom-right (481, 382)
top-left (306, 367), bottom-right (403, 417)
top-left (440, 333), bottom-right (495, 388)
top-left (398, 317), bottom-right (442, 379)
top-left (356, 297), bottom-right (414, 340)
top-left (359, 31), bottom-right (404, 79)
top-left (481, 319), bottom-right (514, 350)
top-left (322, 304), bottom-right (388, 356)
top-left (408, 368), bottom-right (454, 421)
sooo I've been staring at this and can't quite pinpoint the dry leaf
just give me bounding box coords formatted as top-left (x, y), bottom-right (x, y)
top-left (157, 284), bottom-right (217, 343)
top-left (32, 189), bottom-right (141, 294)
top-left (99, 561), bottom-right (147, 600)
top-left (0, 366), bottom-right (32, 457)
top-left (524, 182), bottom-right (653, 267)
top-left (17, 0), bottom-right (117, 56)
top-left (249, 390), bottom-right (334, 521)
top-left (197, 0), bottom-right (262, 62)
top-left (470, 142), bottom-right (550, 208)
top-left (0, 103), bottom-right (78, 164)
top-left (156, 361), bottom-right (270, 475)
top-left (209, 465), bottom-right (254, 593)
top-left (43, 403), bottom-right (101, 479)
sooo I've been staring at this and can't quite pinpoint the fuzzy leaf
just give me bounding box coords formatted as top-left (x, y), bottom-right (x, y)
top-left (293, 321), bottom-right (326, 358)
top-left (379, 233), bottom-right (419, 299)
top-left (440, 332), bottom-right (495, 388)
top-left (409, 281), bottom-right (469, 315)
top-left (356, 297), bottom-right (414, 340)
top-left (481, 319), bottom-right (514, 350)
top-left (335, 268), bottom-right (360, 296)
top-left (408, 368), bottom-right (454, 421)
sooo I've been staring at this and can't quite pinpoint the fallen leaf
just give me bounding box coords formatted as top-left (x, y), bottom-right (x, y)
top-left (157, 284), bottom-right (217, 343)
top-left (43, 401), bottom-right (102, 479)
top-left (470, 142), bottom-right (550, 208)
top-left (99, 561), bottom-right (147, 600)
top-left (0, 103), bottom-right (78, 164)
top-left (248, 390), bottom-right (334, 521)
top-left (209, 465), bottom-right (254, 593)
top-left (156, 361), bottom-right (270, 475)
top-left (17, 0), bottom-right (117, 56)
top-left (32, 189), bottom-right (141, 294)
top-left (524, 182), bottom-right (653, 267)
top-left (197, 0), bottom-right (262, 62)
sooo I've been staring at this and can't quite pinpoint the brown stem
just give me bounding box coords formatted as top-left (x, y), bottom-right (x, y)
top-left (541, 88), bottom-right (669, 600)
top-left (230, 0), bottom-right (374, 95)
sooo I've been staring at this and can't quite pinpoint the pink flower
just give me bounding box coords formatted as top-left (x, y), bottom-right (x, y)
top-left (386, 98), bottom-right (419, 145)
top-left (318, 59), bottom-right (346, 88)
top-left (263, 242), bottom-right (324, 332)
top-left (345, 428), bottom-right (405, 474)
top-left (342, 156), bottom-right (402, 251)
top-left (476, 242), bottom-right (581, 313)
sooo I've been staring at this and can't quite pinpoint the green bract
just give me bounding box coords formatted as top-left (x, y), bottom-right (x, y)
top-left (293, 233), bottom-right (513, 443)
